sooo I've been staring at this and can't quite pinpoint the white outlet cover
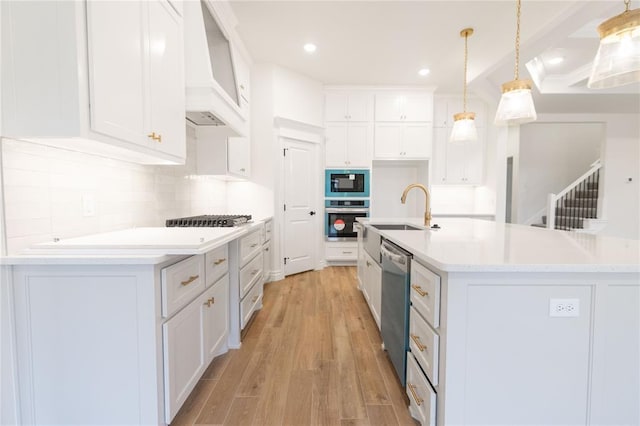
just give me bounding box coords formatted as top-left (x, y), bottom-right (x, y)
top-left (549, 298), bottom-right (580, 317)
top-left (82, 194), bottom-right (96, 217)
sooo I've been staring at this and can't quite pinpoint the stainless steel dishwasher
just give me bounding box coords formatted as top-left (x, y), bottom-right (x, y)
top-left (380, 239), bottom-right (412, 386)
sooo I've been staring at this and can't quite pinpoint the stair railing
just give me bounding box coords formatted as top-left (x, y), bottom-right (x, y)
top-left (546, 159), bottom-right (602, 230)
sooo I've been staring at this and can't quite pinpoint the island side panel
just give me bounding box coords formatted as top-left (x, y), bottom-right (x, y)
top-left (589, 279), bottom-right (640, 425)
top-left (12, 264), bottom-right (164, 425)
top-left (440, 271), bottom-right (640, 426)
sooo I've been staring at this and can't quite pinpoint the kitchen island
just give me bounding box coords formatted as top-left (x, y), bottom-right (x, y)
top-left (358, 218), bottom-right (639, 426)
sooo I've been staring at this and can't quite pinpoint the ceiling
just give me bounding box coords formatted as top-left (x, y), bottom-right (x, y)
top-left (228, 1), bottom-right (640, 114)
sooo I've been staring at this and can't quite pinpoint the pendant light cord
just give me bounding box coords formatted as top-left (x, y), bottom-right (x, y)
top-left (514, 0), bottom-right (522, 81)
top-left (463, 32), bottom-right (468, 112)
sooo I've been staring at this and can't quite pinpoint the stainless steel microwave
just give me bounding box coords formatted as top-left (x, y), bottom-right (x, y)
top-left (324, 169), bottom-right (370, 198)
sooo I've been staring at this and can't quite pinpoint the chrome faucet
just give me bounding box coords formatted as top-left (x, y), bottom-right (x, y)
top-left (401, 184), bottom-right (432, 227)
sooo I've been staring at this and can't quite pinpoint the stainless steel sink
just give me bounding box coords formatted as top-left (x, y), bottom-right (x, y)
top-left (370, 223), bottom-right (424, 231)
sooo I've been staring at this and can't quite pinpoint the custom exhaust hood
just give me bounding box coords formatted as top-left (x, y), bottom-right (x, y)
top-left (184, 0), bottom-right (247, 135)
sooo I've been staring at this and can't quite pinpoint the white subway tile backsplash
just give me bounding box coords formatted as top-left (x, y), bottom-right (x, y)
top-left (1, 136), bottom-right (232, 255)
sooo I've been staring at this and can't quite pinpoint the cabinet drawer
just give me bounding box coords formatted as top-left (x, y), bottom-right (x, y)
top-left (406, 353), bottom-right (437, 426)
top-left (410, 306), bottom-right (439, 386)
top-left (240, 252), bottom-right (263, 298)
top-left (241, 277), bottom-right (263, 329)
top-left (410, 260), bottom-right (441, 328)
top-left (205, 245), bottom-right (228, 287)
top-left (326, 243), bottom-right (358, 260)
top-left (240, 229), bottom-right (262, 266)
top-left (162, 255), bottom-right (205, 318)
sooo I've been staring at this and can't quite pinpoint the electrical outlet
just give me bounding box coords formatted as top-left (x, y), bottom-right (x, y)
top-left (549, 298), bottom-right (580, 317)
top-left (82, 194), bottom-right (96, 217)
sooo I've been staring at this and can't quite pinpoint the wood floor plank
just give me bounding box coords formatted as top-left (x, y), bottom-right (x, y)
top-left (311, 360), bottom-right (341, 426)
top-left (366, 404), bottom-right (399, 426)
top-left (201, 351), bottom-right (231, 380)
top-left (169, 379), bottom-right (217, 426)
top-left (223, 397), bottom-right (258, 426)
top-left (351, 329), bottom-right (391, 405)
top-left (282, 370), bottom-right (315, 426)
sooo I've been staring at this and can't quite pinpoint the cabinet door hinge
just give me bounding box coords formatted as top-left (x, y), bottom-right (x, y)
top-left (283, 148), bottom-right (288, 156)
top-left (284, 204), bottom-right (287, 211)
top-left (284, 257), bottom-right (289, 265)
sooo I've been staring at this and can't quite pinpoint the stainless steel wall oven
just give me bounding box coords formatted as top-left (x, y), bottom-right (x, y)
top-left (325, 200), bottom-right (369, 241)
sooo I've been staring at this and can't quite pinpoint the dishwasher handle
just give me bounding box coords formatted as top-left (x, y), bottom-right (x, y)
top-left (381, 242), bottom-right (408, 267)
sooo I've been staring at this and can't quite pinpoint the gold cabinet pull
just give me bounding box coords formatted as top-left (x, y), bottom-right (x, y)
top-left (412, 285), bottom-right (428, 297)
top-left (250, 243), bottom-right (258, 248)
top-left (408, 383), bottom-right (423, 406)
top-left (204, 297), bottom-right (215, 307)
top-left (366, 260), bottom-right (371, 267)
top-left (180, 275), bottom-right (199, 286)
top-left (411, 334), bottom-right (427, 352)
top-left (213, 258), bottom-right (227, 265)
top-left (147, 132), bottom-right (161, 142)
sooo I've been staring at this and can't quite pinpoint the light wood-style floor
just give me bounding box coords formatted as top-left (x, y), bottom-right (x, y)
top-left (171, 266), bottom-right (417, 426)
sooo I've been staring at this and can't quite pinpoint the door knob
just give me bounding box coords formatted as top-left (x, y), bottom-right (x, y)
top-left (309, 211), bottom-right (316, 216)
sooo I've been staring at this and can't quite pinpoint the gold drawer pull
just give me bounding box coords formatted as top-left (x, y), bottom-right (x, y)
top-left (408, 383), bottom-right (423, 406)
top-left (147, 132), bottom-right (162, 142)
top-left (366, 260), bottom-right (372, 267)
top-left (204, 297), bottom-right (215, 307)
top-left (213, 258), bottom-right (227, 265)
top-left (411, 334), bottom-right (427, 352)
top-left (250, 243), bottom-right (258, 248)
top-left (180, 275), bottom-right (199, 286)
top-left (412, 285), bottom-right (428, 297)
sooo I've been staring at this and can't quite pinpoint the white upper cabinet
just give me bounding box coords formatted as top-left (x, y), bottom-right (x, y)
top-left (374, 122), bottom-right (432, 159)
top-left (325, 123), bottom-right (372, 168)
top-left (325, 92), bottom-right (372, 122)
top-left (1, 0), bottom-right (186, 164)
top-left (375, 94), bottom-right (433, 122)
top-left (196, 127), bottom-right (250, 179)
top-left (232, 45), bottom-right (251, 113)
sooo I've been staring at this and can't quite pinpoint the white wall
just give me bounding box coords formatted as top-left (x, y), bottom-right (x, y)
top-left (0, 131), bottom-right (227, 255)
top-left (371, 162), bottom-right (427, 218)
top-left (517, 122), bottom-right (603, 224)
top-left (272, 65), bottom-right (324, 128)
top-left (536, 114), bottom-right (640, 239)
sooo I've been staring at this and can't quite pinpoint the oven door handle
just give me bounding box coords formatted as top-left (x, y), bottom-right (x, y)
top-left (325, 208), bottom-right (369, 213)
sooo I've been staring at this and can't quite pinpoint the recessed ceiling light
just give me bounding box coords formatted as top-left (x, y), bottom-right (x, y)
top-left (418, 68), bottom-right (430, 76)
top-left (303, 43), bottom-right (317, 53)
top-left (548, 56), bottom-right (564, 65)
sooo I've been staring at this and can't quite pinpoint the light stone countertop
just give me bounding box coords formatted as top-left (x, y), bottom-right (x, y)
top-left (0, 220), bottom-right (269, 265)
top-left (359, 217), bottom-right (640, 273)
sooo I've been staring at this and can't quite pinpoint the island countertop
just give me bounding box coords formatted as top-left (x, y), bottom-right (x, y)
top-left (359, 217), bottom-right (640, 273)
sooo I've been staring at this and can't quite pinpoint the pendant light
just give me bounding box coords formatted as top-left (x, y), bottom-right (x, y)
top-left (588, 0), bottom-right (640, 89)
top-left (494, 0), bottom-right (537, 125)
top-left (450, 28), bottom-right (478, 143)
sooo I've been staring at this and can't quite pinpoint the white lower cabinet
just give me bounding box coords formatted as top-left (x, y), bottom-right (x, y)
top-left (325, 241), bottom-right (358, 261)
top-left (406, 353), bottom-right (437, 426)
top-left (363, 252), bottom-right (382, 329)
top-left (163, 274), bottom-right (228, 423)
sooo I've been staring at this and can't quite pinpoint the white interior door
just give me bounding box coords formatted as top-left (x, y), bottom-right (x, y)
top-left (283, 138), bottom-right (318, 276)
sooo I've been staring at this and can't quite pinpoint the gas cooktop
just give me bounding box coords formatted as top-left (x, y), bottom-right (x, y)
top-left (166, 214), bottom-right (252, 228)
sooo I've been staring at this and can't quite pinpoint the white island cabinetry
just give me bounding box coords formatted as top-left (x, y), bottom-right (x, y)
top-left (358, 218), bottom-right (639, 426)
top-left (1, 0), bottom-right (186, 164)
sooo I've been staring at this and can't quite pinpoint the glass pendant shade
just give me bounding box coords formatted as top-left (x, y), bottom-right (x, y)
top-left (450, 112), bottom-right (478, 142)
top-left (495, 79), bottom-right (537, 125)
top-left (588, 7), bottom-right (640, 89)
